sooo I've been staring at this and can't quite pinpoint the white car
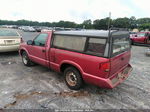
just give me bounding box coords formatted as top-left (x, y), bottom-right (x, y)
top-left (0, 29), bottom-right (22, 52)
top-left (21, 26), bottom-right (36, 32)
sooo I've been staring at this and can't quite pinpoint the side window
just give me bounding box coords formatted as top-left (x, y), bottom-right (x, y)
top-left (53, 35), bottom-right (86, 51)
top-left (86, 38), bottom-right (106, 56)
top-left (33, 33), bottom-right (48, 46)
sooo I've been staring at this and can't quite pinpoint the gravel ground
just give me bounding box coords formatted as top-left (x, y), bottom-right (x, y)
top-left (0, 31), bottom-right (150, 110)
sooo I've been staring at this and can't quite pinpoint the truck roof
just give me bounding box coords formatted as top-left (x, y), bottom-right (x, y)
top-left (54, 30), bottom-right (114, 38)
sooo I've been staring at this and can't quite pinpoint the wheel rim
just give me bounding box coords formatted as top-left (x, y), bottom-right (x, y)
top-left (66, 71), bottom-right (77, 86)
top-left (22, 54), bottom-right (28, 64)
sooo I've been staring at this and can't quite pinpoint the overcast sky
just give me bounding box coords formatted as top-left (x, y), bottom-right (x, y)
top-left (0, 0), bottom-right (149, 23)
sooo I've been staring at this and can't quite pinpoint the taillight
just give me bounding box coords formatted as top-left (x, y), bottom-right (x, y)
top-left (99, 62), bottom-right (110, 72)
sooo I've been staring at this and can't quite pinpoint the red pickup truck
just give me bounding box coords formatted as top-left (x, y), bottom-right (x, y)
top-left (130, 32), bottom-right (150, 45)
top-left (19, 30), bottom-right (132, 90)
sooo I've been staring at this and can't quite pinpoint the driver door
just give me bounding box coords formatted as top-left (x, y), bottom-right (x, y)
top-left (135, 36), bottom-right (145, 43)
top-left (28, 33), bottom-right (48, 66)
top-left (133, 33), bottom-right (146, 43)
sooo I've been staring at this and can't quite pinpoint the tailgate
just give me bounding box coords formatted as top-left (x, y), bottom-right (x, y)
top-left (109, 51), bottom-right (131, 77)
top-left (109, 31), bottom-right (131, 77)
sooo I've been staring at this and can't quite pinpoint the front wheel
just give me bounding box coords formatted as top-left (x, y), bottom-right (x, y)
top-left (64, 67), bottom-right (83, 90)
top-left (22, 51), bottom-right (33, 66)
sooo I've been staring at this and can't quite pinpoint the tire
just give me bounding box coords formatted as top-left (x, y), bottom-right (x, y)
top-left (64, 67), bottom-right (83, 90)
top-left (22, 51), bottom-right (33, 66)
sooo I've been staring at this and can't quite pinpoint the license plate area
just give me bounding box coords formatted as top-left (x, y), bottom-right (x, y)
top-left (118, 66), bottom-right (132, 79)
top-left (123, 66), bottom-right (132, 75)
top-left (5, 40), bottom-right (15, 45)
top-left (111, 65), bottom-right (132, 85)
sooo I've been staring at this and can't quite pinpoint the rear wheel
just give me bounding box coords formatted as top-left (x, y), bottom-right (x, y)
top-left (22, 51), bottom-right (33, 66)
top-left (64, 67), bottom-right (83, 90)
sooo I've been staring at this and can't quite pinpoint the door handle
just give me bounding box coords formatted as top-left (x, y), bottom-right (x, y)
top-left (42, 49), bottom-right (46, 53)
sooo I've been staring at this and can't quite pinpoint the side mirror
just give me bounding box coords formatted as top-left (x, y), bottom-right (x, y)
top-left (27, 40), bottom-right (33, 45)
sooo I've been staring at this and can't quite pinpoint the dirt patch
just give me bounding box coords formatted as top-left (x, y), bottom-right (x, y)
top-left (4, 92), bottom-right (48, 108)
top-left (4, 91), bottom-right (90, 108)
top-left (54, 91), bottom-right (90, 97)
top-left (14, 92), bottom-right (48, 100)
top-left (4, 101), bottom-right (17, 108)
top-left (14, 91), bottom-right (90, 99)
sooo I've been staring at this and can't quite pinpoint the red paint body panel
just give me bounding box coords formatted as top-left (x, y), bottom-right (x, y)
top-left (49, 48), bottom-right (110, 78)
top-left (110, 51), bottom-right (131, 76)
top-left (83, 64), bottom-right (132, 88)
top-left (130, 32), bottom-right (150, 44)
top-left (19, 31), bottom-right (132, 89)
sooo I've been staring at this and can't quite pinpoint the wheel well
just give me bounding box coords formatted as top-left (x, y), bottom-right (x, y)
top-left (60, 63), bottom-right (84, 85)
top-left (60, 63), bottom-right (80, 73)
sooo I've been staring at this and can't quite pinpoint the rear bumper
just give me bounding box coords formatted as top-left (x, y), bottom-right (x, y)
top-left (83, 64), bottom-right (132, 89)
top-left (0, 44), bottom-right (20, 52)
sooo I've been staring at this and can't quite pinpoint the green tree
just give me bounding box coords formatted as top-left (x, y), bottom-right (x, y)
top-left (139, 23), bottom-right (150, 30)
top-left (129, 16), bottom-right (137, 29)
top-left (136, 18), bottom-right (150, 25)
top-left (93, 17), bottom-right (111, 30)
top-left (113, 17), bottom-right (130, 28)
top-left (56, 21), bottom-right (77, 28)
top-left (82, 19), bottom-right (92, 29)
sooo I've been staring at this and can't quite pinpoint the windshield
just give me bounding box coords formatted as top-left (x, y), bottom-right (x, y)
top-left (0, 30), bottom-right (19, 36)
top-left (112, 36), bottom-right (130, 56)
top-left (137, 33), bottom-right (145, 37)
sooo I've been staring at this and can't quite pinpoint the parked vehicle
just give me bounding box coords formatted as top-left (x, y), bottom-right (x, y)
top-left (130, 32), bottom-right (150, 45)
top-left (19, 30), bottom-right (132, 90)
top-left (41, 27), bottom-right (54, 32)
top-left (0, 29), bottom-right (22, 52)
top-left (21, 26), bottom-right (36, 32)
top-left (129, 32), bottom-right (137, 38)
top-left (33, 26), bottom-right (42, 32)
